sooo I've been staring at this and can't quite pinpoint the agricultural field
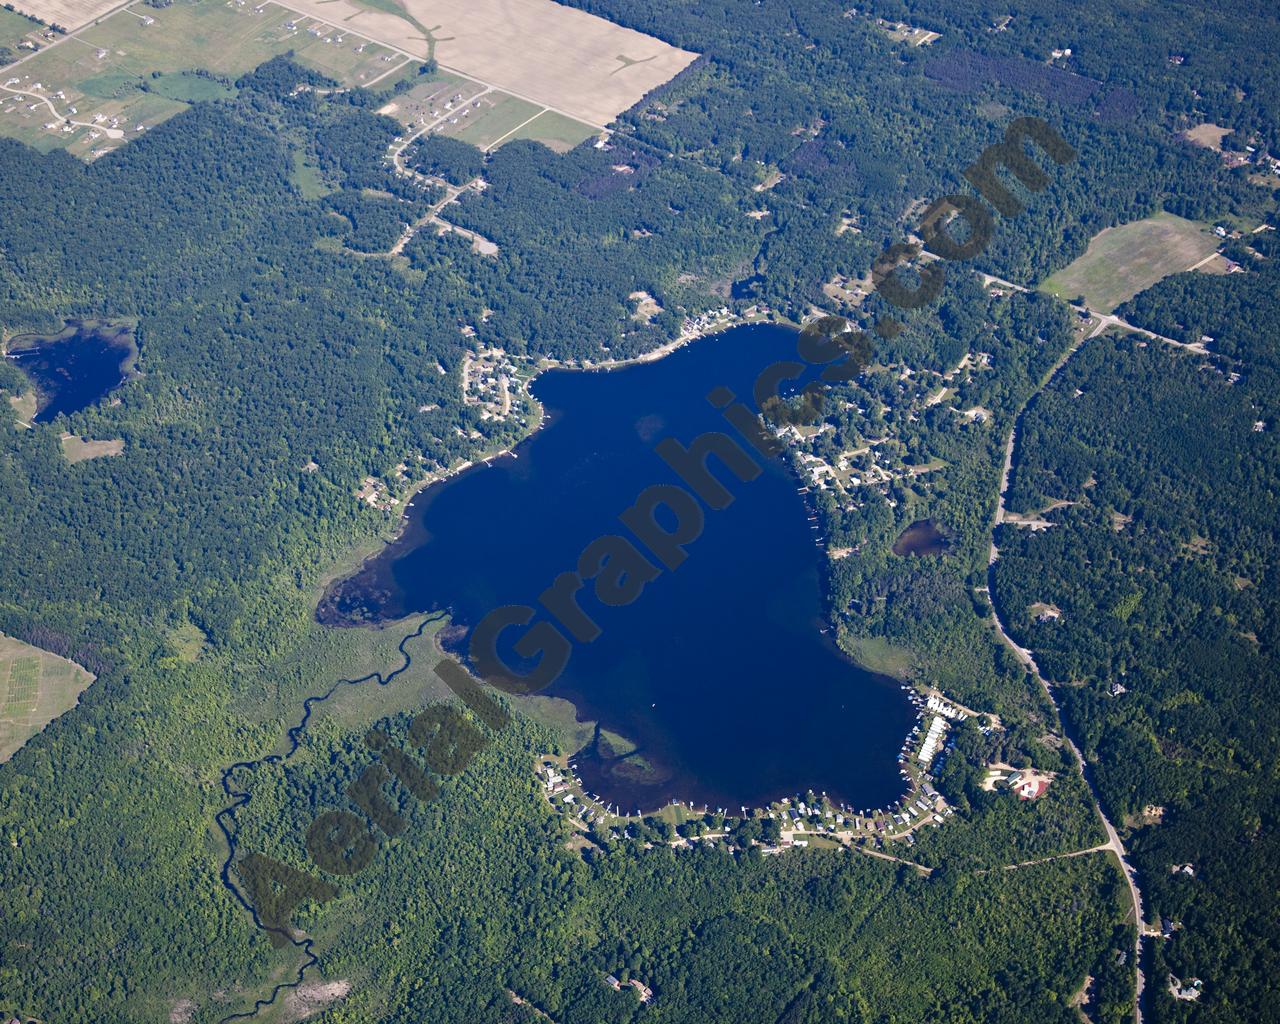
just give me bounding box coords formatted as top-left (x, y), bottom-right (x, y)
top-left (272, 0), bottom-right (699, 126)
top-left (0, 0), bottom-right (405, 158)
top-left (9, 0), bottom-right (120, 32)
top-left (378, 71), bottom-right (595, 154)
top-left (1040, 211), bottom-right (1222, 312)
top-left (0, 632), bottom-right (94, 762)
top-left (436, 89), bottom-right (542, 150)
top-left (502, 107), bottom-right (596, 152)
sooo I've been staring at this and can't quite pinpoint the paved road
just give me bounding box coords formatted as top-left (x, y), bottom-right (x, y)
top-left (985, 314), bottom-right (1150, 1023)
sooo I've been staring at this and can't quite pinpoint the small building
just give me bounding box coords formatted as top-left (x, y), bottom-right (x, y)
top-left (1007, 770), bottom-right (1052, 800)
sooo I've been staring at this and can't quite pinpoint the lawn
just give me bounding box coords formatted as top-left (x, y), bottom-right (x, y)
top-left (1040, 211), bottom-right (1221, 313)
top-left (0, 632), bottom-right (94, 763)
top-left (0, 6), bottom-right (40, 53)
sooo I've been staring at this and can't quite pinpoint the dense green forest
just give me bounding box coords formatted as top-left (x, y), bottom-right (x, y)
top-left (993, 253), bottom-right (1280, 1020)
top-left (0, 0), bottom-right (1277, 1018)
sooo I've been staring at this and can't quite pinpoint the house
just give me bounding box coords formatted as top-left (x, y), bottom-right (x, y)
top-left (604, 975), bottom-right (621, 991)
top-left (629, 979), bottom-right (654, 1003)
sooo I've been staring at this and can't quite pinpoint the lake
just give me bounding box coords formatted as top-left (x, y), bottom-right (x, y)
top-left (5, 321), bottom-right (137, 424)
top-left (892, 519), bottom-right (949, 557)
top-left (322, 324), bottom-right (914, 813)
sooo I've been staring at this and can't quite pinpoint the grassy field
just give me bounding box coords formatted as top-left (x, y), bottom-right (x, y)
top-left (1182, 122), bottom-right (1230, 151)
top-left (505, 108), bottom-right (595, 153)
top-left (0, 6), bottom-right (42, 52)
top-left (298, 614), bottom-right (451, 737)
top-left (848, 636), bottom-right (916, 680)
top-left (0, 632), bottom-right (94, 763)
top-left (383, 74), bottom-right (595, 154)
top-left (0, 0), bottom-right (403, 158)
top-left (61, 433), bottom-right (124, 462)
top-left (8, 391), bottom-right (36, 428)
top-left (1040, 211), bottom-right (1221, 313)
top-left (437, 89), bottom-right (542, 150)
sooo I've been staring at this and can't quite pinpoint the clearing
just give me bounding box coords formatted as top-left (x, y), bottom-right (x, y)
top-left (61, 433), bottom-right (124, 462)
top-left (1182, 122), bottom-right (1231, 151)
top-left (1040, 211), bottom-right (1221, 313)
top-left (8, 391), bottom-right (37, 428)
top-left (0, 631), bottom-right (94, 762)
top-left (270, 0), bottom-right (698, 127)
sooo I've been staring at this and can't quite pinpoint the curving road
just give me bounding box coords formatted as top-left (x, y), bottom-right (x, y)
top-left (984, 312), bottom-right (1150, 1023)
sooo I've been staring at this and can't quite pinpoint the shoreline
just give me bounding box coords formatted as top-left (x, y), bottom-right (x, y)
top-left (319, 311), bottom-right (786, 614)
top-left (305, 308), bottom-right (963, 869)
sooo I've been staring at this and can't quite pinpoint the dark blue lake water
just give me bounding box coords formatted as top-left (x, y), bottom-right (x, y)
top-left (322, 324), bottom-right (913, 812)
top-left (6, 321), bottom-right (136, 423)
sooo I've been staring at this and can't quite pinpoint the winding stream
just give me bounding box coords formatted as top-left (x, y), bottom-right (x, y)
top-left (213, 612), bottom-right (446, 1023)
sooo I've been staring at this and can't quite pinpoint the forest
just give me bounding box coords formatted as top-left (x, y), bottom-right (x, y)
top-left (993, 244), bottom-right (1280, 1019)
top-left (0, 0), bottom-right (1277, 1018)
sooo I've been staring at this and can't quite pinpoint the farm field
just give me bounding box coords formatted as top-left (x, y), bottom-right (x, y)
top-left (270, 0), bottom-right (699, 126)
top-left (380, 73), bottom-right (596, 154)
top-left (437, 89), bottom-right (542, 150)
top-left (0, 0), bottom-right (405, 158)
top-left (0, 632), bottom-right (94, 763)
top-left (1040, 211), bottom-right (1221, 312)
top-left (504, 108), bottom-right (596, 152)
top-left (9, 0), bottom-right (121, 32)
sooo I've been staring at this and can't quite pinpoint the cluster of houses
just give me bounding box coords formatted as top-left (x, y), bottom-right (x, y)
top-left (897, 690), bottom-right (971, 770)
top-left (770, 338), bottom-right (995, 518)
top-left (925, 693), bottom-right (970, 721)
top-left (917, 715), bottom-right (947, 765)
top-left (541, 746), bottom-right (959, 854)
top-left (770, 790), bottom-right (950, 850)
top-left (354, 475), bottom-right (396, 511)
top-left (679, 306), bottom-right (734, 339)
top-left (460, 345), bottom-right (522, 422)
top-left (1221, 144), bottom-right (1280, 177)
